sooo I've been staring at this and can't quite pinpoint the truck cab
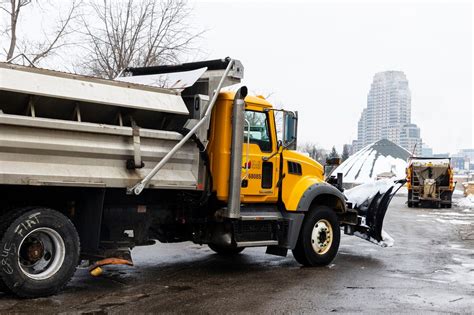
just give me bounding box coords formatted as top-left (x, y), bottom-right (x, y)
top-left (201, 87), bottom-right (350, 260)
top-left (208, 92), bottom-right (334, 209)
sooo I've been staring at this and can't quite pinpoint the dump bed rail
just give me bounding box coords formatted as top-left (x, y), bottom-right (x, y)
top-left (0, 62), bottom-right (188, 115)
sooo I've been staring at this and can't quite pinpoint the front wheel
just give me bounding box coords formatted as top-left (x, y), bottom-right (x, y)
top-left (292, 205), bottom-right (340, 266)
top-left (0, 208), bottom-right (80, 298)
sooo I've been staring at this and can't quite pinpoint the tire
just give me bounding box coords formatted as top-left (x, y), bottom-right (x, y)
top-left (0, 212), bottom-right (11, 293)
top-left (292, 205), bottom-right (340, 267)
top-left (0, 280), bottom-right (8, 293)
top-left (0, 208), bottom-right (80, 298)
top-left (208, 244), bottom-right (245, 255)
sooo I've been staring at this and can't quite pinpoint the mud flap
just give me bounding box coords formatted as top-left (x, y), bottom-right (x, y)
top-left (348, 180), bottom-right (406, 246)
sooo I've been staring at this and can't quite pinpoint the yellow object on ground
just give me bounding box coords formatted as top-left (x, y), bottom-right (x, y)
top-left (90, 267), bottom-right (103, 277)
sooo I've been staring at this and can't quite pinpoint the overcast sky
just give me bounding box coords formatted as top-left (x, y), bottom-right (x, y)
top-left (2, 0), bottom-right (472, 154)
top-left (190, 0), bottom-right (472, 154)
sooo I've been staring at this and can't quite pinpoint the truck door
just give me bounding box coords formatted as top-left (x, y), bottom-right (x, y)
top-left (241, 107), bottom-right (279, 203)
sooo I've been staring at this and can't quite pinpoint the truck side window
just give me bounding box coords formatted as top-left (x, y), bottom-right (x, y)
top-left (244, 110), bottom-right (272, 152)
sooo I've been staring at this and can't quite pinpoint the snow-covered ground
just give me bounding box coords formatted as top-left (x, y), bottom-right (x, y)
top-left (456, 194), bottom-right (474, 209)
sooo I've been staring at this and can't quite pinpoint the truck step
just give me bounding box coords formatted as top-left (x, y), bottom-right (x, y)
top-left (239, 205), bottom-right (283, 221)
top-left (240, 213), bottom-right (282, 221)
top-left (232, 219), bottom-right (283, 246)
top-left (236, 240), bottom-right (279, 247)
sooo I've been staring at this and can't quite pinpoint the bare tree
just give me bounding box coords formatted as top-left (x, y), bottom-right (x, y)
top-left (341, 144), bottom-right (350, 161)
top-left (80, 0), bottom-right (202, 79)
top-left (299, 142), bottom-right (327, 165)
top-left (1, 0), bottom-right (81, 65)
top-left (1, 0), bottom-right (30, 61)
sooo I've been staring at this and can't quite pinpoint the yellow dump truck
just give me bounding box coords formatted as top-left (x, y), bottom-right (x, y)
top-left (406, 157), bottom-right (454, 208)
top-left (0, 58), bottom-right (401, 297)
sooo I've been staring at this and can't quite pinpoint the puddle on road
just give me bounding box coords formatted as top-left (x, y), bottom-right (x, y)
top-left (386, 273), bottom-right (450, 284)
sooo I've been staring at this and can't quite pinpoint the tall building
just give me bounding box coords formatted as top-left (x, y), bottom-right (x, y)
top-left (400, 123), bottom-right (422, 155)
top-left (421, 142), bottom-right (433, 156)
top-left (353, 71), bottom-right (422, 156)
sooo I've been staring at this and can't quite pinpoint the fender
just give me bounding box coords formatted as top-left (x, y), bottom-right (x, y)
top-left (282, 181), bottom-right (347, 250)
top-left (296, 182), bottom-right (346, 212)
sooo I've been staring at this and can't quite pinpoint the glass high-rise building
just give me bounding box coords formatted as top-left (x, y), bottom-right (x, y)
top-left (353, 71), bottom-right (422, 156)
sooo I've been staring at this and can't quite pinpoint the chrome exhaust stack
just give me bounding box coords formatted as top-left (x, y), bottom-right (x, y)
top-left (226, 86), bottom-right (248, 219)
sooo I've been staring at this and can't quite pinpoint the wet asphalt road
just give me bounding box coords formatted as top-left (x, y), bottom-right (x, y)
top-left (0, 195), bottom-right (473, 314)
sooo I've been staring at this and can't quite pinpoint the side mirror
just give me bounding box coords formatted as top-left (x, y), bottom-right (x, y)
top-left (283, 111), bottom-right (298, 150)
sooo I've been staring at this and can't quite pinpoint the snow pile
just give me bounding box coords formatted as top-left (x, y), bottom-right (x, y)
top-left (333, 139), bottom-right (410, 184)
top-left (456, 194), bottom-right (474, 209)
top-left (344, 178), bottom-right (395, 207)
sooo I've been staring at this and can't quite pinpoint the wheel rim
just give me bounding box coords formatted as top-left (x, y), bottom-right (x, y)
top-left (311, 219), bottom-right (333, 255)
top-left (18, 227), bottom-right (65, 280)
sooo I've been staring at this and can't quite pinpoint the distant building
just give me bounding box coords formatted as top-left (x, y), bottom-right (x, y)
top-left (458, 148), bottom-right (474, 160)
top-left (353, 71), bottom-right (422, 155)
top-left (422, 143), bottom-right (433, 156)
top-left (451, 156), bottom-right (465, 170)
top-left (451, 148), bottom-right (474, 171)
top-left (434, 153), bottom-right (450, 158)
top-left (352, 139), bottom-right (362, 153)
top-left (400, 123), bottom-right (422, 156)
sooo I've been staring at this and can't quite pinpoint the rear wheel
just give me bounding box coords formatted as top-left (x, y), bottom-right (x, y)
top-left (208, 244), bottom-right (245, 255)
top-left (292, 205), bottom-right (340, 267)
top-left (0, 213), bottom-right (9, 293)
top-left (407, 191), bottom-right (413, 208)
top-left (0, 208), bottom-right (80, 298)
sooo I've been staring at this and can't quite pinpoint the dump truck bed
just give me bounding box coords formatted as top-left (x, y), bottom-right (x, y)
top-left (0, 62), bottom-right (201, 190)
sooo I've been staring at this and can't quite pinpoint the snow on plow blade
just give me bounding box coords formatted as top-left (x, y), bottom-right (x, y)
top-left (345, 179), bottom-right (406, 247)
